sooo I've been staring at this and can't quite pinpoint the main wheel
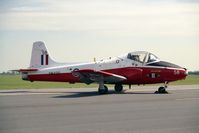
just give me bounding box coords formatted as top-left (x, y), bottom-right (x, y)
top-left (98, 85), bottom-right (108, 94)
top-left (114, 84), bottom-right (123, 92)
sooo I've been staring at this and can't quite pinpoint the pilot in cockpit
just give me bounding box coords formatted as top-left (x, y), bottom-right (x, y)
top-left (131, 55), bottom-right (140, 62)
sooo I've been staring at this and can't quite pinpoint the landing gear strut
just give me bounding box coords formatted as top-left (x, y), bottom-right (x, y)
top-left (155, 82), bottom-right (168, 94)
top-left (114, 84), bottom-right (123, 93)
top-left (98, 80), bottom-right (108, 94)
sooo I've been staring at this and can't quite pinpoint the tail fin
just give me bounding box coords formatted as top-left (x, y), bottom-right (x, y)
top-left (30, 41), bottom-right (57, 68)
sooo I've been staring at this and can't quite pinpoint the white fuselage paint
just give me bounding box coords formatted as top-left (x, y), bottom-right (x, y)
top-left (28, 55), bottom-right (143, 75)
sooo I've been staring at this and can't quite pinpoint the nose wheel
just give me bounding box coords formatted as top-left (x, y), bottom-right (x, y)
top-left (155, 82), bottom-right (168, 94)
top-left (157, 86), bottom-right (168, 93)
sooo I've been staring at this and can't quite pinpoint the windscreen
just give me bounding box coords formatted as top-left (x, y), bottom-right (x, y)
top-left (147, 53), bottom-right (159, 63)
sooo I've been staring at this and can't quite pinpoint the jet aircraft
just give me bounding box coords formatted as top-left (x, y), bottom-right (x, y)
top-left (16, 41), bottom-right (187, 94)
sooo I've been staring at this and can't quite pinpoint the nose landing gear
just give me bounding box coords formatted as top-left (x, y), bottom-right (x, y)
top-left (155, 82), bottom-right (168, 94)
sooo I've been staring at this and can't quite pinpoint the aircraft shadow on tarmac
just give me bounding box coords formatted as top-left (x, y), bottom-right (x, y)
top-left (53, 90), bottom-right (156, 98)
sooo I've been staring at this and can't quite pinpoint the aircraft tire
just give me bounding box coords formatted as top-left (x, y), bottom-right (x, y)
top-left (114, 84), bottom-right (123, 92)
top-left (98, 85), bottom-right (108, 94)
top-left (158, 87), bottom-right (168, 94)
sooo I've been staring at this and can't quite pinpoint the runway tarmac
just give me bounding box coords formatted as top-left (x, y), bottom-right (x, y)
top-left (0, 85), bottom-right (199, 133)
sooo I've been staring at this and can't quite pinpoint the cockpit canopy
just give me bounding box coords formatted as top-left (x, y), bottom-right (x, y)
top-left (127, 51), bottom-right (159, 64)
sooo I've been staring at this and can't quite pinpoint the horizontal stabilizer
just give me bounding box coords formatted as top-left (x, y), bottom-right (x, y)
top-left (12, 69), bottom-right (38, 72)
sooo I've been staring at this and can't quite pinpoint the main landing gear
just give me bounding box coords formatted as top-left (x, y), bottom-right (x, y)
top-left (155, 82), bottom-right (168, 94)
top-left (98, 82), bottom-right (124, 94)
top-left (98, 85), bottom-right (108, 94)
top-left (114, 84), bottom-right (123, 93)
top-left (98, 80), bottom-right (108, 94)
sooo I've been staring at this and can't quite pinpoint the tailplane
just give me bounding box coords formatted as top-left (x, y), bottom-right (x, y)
top-left (30, 41), bottom-right (57, 68)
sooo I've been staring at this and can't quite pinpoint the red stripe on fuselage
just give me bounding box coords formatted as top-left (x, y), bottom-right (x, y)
top-left (27, 67), bottom-right (187, 84)
top-left (28, 73), bottom-right (79, 83)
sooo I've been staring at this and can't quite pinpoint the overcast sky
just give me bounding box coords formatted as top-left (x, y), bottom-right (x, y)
top-left (0, 0), bottom-right (199, 72)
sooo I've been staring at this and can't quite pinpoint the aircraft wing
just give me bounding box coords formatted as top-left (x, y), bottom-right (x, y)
top-left (73, 69), bottom-right (127, 84)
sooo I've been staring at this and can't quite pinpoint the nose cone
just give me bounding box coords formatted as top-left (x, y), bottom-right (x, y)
top-left (178, 68), bottom-right (188, 80)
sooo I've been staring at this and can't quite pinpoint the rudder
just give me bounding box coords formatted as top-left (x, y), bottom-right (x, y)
top-left (30, 41), bottom-right (56, 68)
